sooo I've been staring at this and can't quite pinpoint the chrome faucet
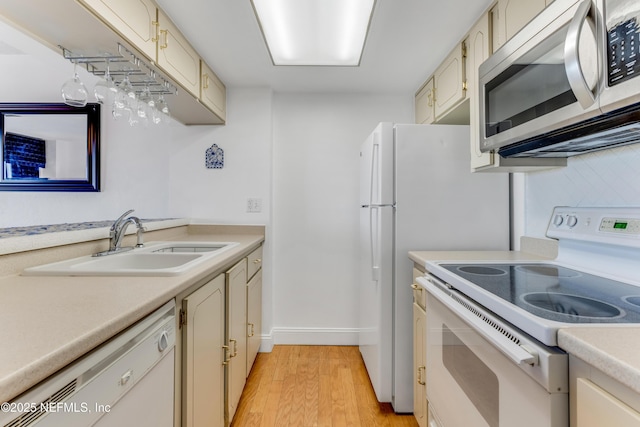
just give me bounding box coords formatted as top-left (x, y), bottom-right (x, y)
top-left (94, 209), bottom-right (146, 256)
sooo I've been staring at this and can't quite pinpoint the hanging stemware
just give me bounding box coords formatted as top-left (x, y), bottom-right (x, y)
top-left (61, 61), bottom-right (88, 107)
top-left (93, 59), bottom-right (116, 104)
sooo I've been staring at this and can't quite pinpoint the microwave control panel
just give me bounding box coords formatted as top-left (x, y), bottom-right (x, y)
top-left (607, 0), bottom-right (640, 86)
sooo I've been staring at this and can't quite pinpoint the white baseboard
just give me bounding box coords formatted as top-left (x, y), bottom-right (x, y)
top-left (258, 327), bottom-right (359, 353)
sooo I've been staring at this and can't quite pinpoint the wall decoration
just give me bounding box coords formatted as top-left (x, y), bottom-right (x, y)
top-left (206, 143), bottom-right (224, 169)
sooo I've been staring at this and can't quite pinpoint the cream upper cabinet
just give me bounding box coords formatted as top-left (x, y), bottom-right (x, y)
top-left (78, 0), bottom-right (157, 60)
top-left (201, 60), bottom-right (226, 121)
top-left (157, 9), bottom-right (201, 98)
top-left (468, 13), bottom-right (494, 170)
top-left (493, 0), bottom-right (547, 52)
top-left (226, 258), bottom-right (248, 424)
top-left (433, 42), bottom-right (466, 120)
top-left (413, 301), bottom-right (427, 427)
top-left (182, 274), bottom-right (226, 427)
top-left (576, 378), bottom-right (640, 427)
top-left (414, 43), bottom-right (467, 125)
top-left (415, 77), bottom-right (435, 124)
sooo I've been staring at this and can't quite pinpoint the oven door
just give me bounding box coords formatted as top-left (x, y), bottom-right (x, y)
top-left (422, 278), bottom-right (568, 427)
top-left (479, 0), bottom-right (602, 152)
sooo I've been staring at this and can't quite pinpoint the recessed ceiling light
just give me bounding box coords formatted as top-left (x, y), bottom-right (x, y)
top-left (251, 0), bottom-right (376, 66)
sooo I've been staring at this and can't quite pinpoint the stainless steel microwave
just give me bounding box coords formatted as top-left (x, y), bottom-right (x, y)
top-left (479, 0), bottom-right (640, 158)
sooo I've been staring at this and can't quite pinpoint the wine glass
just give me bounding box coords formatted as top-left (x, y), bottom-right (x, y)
top-left (61, 61), bottom-right (88, 107)
top-left (93, 59), bottom-right (116, 104)
top-left (155, 94), bottom-right (171, 123)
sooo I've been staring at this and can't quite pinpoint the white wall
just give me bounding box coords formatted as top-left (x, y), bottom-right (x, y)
top-left (0, 22), bottom-right (172, 227)
top-left (168, 88), bottom-right (272, 224)
top-left (271, 92), bottom-right (412, 344)
top-left (168, 87), bottom-right (274, 347)
top-left (519, 143), bottom-right (640, 239)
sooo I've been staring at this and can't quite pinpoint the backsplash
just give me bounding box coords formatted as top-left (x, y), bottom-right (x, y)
top-left (0, 219), bottom-right (175, 239)
top-left (525, 143), bottom-right (640, 237)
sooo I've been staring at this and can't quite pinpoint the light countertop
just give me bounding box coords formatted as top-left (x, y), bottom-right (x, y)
top-left (558, 327), bottom-right (640, 394)
top-left (411, 248), bottom-right (640, 398)
top-left (0, 223), bottom-right (264, 404)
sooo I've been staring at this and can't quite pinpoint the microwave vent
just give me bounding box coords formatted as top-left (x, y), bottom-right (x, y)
top-left (504, 123), bottom-right (640, 158)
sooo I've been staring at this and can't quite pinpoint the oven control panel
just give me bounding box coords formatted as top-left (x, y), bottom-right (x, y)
top-left (599, 217), bottom-right (640, 234)
top-left (547, 207), bottom-right (640, 246)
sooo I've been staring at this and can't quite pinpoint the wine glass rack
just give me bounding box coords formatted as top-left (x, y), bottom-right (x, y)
top-left (59, 43), bottom-right (178, 96)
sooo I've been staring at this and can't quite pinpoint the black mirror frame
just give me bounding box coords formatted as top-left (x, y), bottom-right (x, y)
top-left (0, 103), bottom-right (100, 192)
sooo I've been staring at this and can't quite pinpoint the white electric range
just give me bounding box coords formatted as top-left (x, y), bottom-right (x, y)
top-left (425, 206), bottom-right (640, 346)
top-left (417, 206), bottom-right (640, 427)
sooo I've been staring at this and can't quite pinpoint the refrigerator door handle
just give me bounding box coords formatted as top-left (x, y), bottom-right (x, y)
top-left (369, 137), bottom-right (379, 206)
top-left (370, 206), bottom-right (380, 281)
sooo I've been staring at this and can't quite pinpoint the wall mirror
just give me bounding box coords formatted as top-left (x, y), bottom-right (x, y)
top-left (0, 103), bottom-right (100, 191)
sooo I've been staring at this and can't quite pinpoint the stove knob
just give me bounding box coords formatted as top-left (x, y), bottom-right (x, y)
top-left (553, 214), bottom-right (564, 227)
top-left (567, 215), bottom-right (578, 228)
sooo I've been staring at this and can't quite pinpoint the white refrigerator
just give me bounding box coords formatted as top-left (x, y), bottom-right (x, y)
top-left (359, 123), bottom-right (510, 413)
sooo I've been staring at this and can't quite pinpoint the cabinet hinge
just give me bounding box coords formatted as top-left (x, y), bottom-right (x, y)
top-left (461, 41), bottom-right (467, 58)
top-left (179, 308), bottom-right (187, 329)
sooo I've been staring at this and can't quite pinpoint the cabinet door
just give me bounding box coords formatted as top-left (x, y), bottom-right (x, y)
top-left (415, 78), bottom-right (435, 124)
top-left (157, 9), bottom-right (200, 97)
top-left (494, 0), bottom-right (546, 51)
top-left (468, 13), bottom-right (495, 170)
top-left (434, 43), bottom-right (466, 119)
top-left (183, 274), bottom-right (225, 427)
top-left (413, 302), bottom-right (427, 427)
top-left (226, 258), bottom-right (248, 423)
top-left (577, 378), bottom-right (640, 427)
top-left (78, 0), bottom-right (157, 60)
top-left (247, 245), bottom-right (263, 282)
top-left (247, 269), bottom-right (262, 375)
top-left (200, 60), bottom-right (226, 121)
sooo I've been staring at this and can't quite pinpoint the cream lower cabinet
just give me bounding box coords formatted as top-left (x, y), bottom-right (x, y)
top-left (413, 302), bottom-right (427, 427)
top-left (226, 258), bottom-right (248, 424)
top-left (247, 269), bottom-right (262, 375)
top-left (182, 274), bottom-right (226, 427)
top-left (412, 267), bottom-right (427, 427)
top-left (576, 378), bottom-right (640, 427)
top-left (570, 354), bottom-right (640, 427)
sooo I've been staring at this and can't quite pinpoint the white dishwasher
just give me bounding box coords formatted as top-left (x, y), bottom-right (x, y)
top-left (1, 300), bottom-right (176, 427)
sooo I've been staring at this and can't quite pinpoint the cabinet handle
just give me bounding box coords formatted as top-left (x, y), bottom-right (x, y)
top-left (417, 366), bottom-right (426, 386)
top-left (159, 29), bottom-right (168, 49)
top-left (411, 283), bottom-right (421, 291)
top-left (253, 258), bottom-right (262, 265)
top-left (427, 91), bottom-right (433, 107)
top-left (202, 73), bottom-right (209, 89)
top-left (222, 345), bottom-right (231, 365)
top-left (230, 339), bottom-right (238, 357)
top-left (151, 21), bottom-right (159, 42)
top-left (248, 322), bottom-right (255, 337)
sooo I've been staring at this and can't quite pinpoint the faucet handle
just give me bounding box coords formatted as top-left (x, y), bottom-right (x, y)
top-left (111, 209), bottom-right (135, 230)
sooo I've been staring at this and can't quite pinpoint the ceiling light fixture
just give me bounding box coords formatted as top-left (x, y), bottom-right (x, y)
top-left (250, 0), bottom-right (376, 66)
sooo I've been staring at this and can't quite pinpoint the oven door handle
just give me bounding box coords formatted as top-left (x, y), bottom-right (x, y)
top-left (418, 276), bottom-right (539, 366)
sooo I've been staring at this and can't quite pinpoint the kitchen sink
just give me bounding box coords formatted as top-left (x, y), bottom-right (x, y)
top-left (22, 241), bottom-right (238, 277)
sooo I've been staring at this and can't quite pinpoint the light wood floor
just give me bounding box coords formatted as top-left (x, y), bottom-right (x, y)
top-left (232, 345), bottom-right (418, 427)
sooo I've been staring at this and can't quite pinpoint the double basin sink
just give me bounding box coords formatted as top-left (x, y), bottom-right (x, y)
top-left (23, 241), bottom-right (239, 276)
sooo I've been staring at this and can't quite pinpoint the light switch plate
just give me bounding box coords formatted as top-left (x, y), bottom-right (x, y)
top-left (246, 198), bottom-right (262, 213)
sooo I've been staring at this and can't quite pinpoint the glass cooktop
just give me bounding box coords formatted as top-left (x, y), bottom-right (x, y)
top-left (441, 263), bottom-right (640, 324)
